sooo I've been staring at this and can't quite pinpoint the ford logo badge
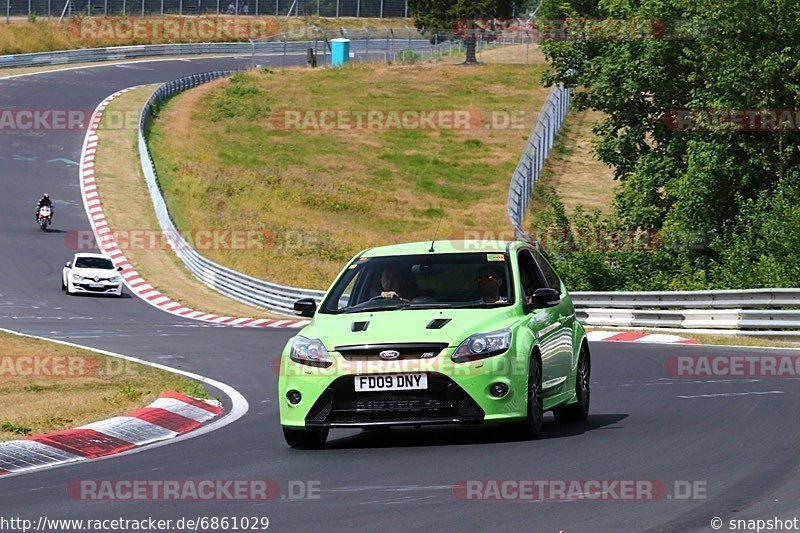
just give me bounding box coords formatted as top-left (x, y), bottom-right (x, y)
top-left (379, 350), bottom-right (400, 360)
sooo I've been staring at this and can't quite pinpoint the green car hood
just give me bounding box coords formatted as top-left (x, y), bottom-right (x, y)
top-left (297, 307), bottom-right (521, 350)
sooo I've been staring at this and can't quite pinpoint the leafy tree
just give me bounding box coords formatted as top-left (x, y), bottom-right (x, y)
top-left (409, 0), bottom-right (528, 63)
top-left (533, 0), bottom-right (800, 289)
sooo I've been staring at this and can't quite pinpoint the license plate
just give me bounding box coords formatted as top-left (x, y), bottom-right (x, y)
top-left (354, 374), bottom-right (427, 392)
top-left (89, 283), bottom-right (104, 288)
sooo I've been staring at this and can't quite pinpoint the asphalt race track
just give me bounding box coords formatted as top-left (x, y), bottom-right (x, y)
top-left (2, 56), bottom-right (800, 532)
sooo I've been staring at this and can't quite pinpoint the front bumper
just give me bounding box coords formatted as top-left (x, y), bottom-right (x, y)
top-left (279, 351), bottom-right (528, 429)
top-left (71, 282), bottom-right (122, 295)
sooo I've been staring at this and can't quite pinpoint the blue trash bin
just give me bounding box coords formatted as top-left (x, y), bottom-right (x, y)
top-left (331, 38), bottom-right (351, 67)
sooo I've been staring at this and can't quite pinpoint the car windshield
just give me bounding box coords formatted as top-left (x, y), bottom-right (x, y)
top-left (74, 257), bottom-right (114, 270)
top-left (321, 252), bottom-right (514, 314)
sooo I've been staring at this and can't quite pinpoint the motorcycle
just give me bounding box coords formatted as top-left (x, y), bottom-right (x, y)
top-left (37, 205), bottom-right (52, 232)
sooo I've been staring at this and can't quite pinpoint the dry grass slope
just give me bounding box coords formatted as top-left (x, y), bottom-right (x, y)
top-left (0, 330), bottom-right (206, 442)
top-left (148, 61), bottom-right (550, 289)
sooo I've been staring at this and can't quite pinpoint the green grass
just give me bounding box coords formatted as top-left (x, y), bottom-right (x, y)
top-left (148, 61), bottom-right (550, 288)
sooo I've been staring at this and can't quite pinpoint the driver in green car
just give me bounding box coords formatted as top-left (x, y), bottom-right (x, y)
top-left (379, 265), bottom-right (417, 300)
top-left (476, 264), bottom-right (507, 304)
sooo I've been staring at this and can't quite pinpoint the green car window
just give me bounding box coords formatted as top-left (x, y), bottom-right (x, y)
top-left (320, 253), bottom-right (514, 314)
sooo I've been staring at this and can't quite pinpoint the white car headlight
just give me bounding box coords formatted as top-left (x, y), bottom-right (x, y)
top-left (452, 328), bottom-right (512, 363)
top-left (289, 336), bottom-right (332, 368)
top-left (72, 273), bottom-right (84, 281)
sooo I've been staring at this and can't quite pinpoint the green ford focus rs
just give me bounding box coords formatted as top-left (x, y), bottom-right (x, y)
top-left (278, 239), bottom-right (590, 448)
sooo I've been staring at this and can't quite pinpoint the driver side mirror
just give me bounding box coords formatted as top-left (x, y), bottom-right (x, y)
top-left (294, 298), bottom-right (317, 318)
top-left (524, 288), bottom-right (560, 313)
top-left (117, 266), bottom-right (123, 271)
top-left (65, 261), bottom-right (71, 268)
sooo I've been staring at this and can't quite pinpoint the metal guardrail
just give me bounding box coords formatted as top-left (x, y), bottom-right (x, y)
top-left (572, 289), bottom-right (800, 334)
top-left (0, 38), bottom-right (431, 69)
top-left (138, 71), bottom-right (326, 315)
top-left (507, 83), bottom-right (571, 238)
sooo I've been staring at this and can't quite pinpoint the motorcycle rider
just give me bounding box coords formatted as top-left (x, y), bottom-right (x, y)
top-left (35, 193), bottom-right (54, 222)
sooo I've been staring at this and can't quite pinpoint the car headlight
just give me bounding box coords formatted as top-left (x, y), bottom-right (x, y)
top-left (109, 276), bottom-right (121, 283)
top-left (72, 274), bottom-right (84, 281)
top-left (289, 336), bottom-right (333, 368)
top-left (452, 328), bottom-right (512, 363)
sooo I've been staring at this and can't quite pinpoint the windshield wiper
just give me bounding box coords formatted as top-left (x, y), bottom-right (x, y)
top-left (343, 302), bottom-right (411, 313)
top-left (449, 301), bottom-right (510, 309)
top-left (404, 303), bottom-right (454, 309)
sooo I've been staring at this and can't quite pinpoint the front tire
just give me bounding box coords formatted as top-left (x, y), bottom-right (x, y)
top-left (553, 343), bottom-right (590, 423)
top-left (65, 280), bottom-right (74, 295)
top-left (515, 354), bottom-right (543, 438)
top-left (283, 427), bottom-right (328, 449)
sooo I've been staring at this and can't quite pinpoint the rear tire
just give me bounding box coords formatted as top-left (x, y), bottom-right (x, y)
top-left (283, 427), bottom-right (328, 449)
top-left (515, 354), bottom-right (543, 438)
top-left (553, 344), bottom-right (590, 423)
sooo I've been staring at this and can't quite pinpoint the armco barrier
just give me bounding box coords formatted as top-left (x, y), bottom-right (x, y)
top-left (574, 289), bottom-right (800, 335)
top-left (138, 71), bottom-right (326, 315)
top-left (0, 38), bottom-right (431, 70)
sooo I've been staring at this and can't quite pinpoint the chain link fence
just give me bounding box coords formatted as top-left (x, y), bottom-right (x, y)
top-left (507, 83), bottom-right (572, 238)
top-left (3, 0), bottom-right (409, 18)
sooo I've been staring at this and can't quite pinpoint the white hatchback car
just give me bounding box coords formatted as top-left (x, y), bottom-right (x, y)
top-left (62, 253), bottom-right (124, 297)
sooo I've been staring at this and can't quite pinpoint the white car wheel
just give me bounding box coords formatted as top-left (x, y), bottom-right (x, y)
top-left (66, 279), bottom-right (74, 295)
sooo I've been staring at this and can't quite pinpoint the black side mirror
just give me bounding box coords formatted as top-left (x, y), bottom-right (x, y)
top-left (65, 261), bottom-right (71, 268)
top-left (117, 266), bottom-right (123, 271)
top-left (525, 288), bottom-right (560, 313)
top-left (294, 298), bottom-right (317, 318)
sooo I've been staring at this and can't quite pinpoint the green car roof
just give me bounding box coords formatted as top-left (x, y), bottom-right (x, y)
top-left (360, 240), bottom-right (525, 257)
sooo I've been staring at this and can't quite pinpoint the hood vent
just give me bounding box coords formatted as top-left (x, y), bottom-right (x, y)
top-left (351, 321), bottom-right (369, 332)
top-left (426, 318), bottom-right (451, 330)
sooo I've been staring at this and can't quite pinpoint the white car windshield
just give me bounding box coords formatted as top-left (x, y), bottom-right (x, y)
top-left (74, 257), bottom-right (114, 269)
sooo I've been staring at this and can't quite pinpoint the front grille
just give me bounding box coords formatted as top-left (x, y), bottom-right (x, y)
top-left (305, 373), bottom-right (484, 427)
top-left (335, 343), bottom-right (448, 361)
top-left (77, 284), bottom-right (116, 292)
